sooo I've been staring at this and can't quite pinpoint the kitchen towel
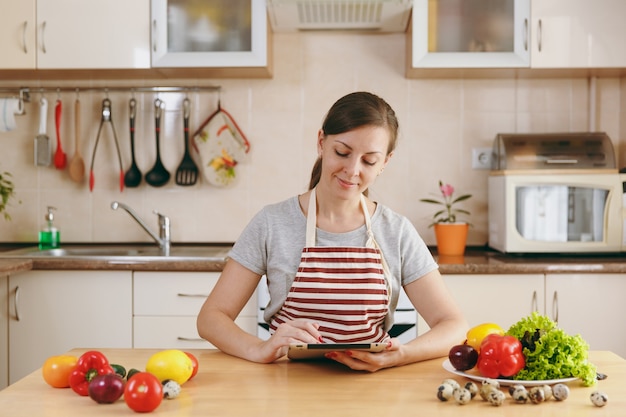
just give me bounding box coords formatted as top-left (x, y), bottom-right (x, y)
top-left (0, 98), bottom-right (23, 132)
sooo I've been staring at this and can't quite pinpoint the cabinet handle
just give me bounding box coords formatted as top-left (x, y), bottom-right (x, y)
top-left (531, 290), bottom-right (538, 312)
top-left (152, 19), bottom-right (157, 53)
top-left (523, 18), bottom-right (528, 51)
top-left (13, 285), bottom-right (21, 322)
top-left (177, 293), bottom-right (209, 298)
top-left (537, 19), bottom-right (542, 52)
top-left (176, 337), bottom-right (205, 342)
top-left (41, 21), bottom-right (47, 54)
top-left (552, 290), bottom-right (559, 324)
top-left (22, 21), bottom-right (28, 54)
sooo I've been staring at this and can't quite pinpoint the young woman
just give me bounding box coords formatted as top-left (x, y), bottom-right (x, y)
top-left (197, 91), bottom-right (468, 372)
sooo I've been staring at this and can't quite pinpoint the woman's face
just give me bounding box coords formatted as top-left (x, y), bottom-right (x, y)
top-left (317, 125), bottom-right (392, 198)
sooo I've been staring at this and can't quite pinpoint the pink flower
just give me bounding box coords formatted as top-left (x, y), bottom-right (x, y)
top-left (440, 183), bottom-right (454, 198)
top-left (420, 180), bottom-right (472, 226)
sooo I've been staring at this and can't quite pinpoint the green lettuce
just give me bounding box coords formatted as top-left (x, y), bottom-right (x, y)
top-left (506, 312), bottom-right (597, 386)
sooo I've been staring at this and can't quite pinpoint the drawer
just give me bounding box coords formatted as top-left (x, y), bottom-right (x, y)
top-left (134, 271), bottom-right (256, 316)
top-left (133, 316), bottom-right (257, 349)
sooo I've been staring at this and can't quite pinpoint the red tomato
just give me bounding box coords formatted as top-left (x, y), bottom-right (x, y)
top-left (124, 372), bottom-right (163, 413)
top-left (184, 352), bottom-right (199, 380)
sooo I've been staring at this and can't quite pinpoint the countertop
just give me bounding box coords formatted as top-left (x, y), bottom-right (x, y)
top-left (0, 245), bottom-right (625, 274)
top-left (0, 348), bottom-right (623, 416)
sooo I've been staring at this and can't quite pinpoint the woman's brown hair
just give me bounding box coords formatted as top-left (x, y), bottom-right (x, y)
top-left (308, 91), bottom-right (399, 191)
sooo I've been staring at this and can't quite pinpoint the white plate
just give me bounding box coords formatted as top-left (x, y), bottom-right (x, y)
top-left (442, 359), bottom-right (578, 387)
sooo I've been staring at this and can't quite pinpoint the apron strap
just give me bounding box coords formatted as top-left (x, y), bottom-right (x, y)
top-left (306, 188), bottom-right (374, 247)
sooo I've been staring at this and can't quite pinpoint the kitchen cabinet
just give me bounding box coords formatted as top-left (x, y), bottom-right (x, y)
top-left (409, 0), bottom-right (530, 69)
top-left (417, 274), bottom-right (544, 335)
top-left (151, 0), bottom-right (268, 68)
top-left (7, 271), bottom-right (132, 385)
top-left (0, 1), bottom-right (36, 69)
top-left (530, 0), bottom-right (626, 68)
top-left (0, 0), bottom-right (150, 70)
top-left (133, 272), bottom-right (257, 349)
top-left (418, 273), bottom-right (626, 360)
top-left (0, 274), bottom-right (8, 390)
top-left (545, 274), bottom-right (626, 359)
top-left (407, 0), bottom-right (626, 74)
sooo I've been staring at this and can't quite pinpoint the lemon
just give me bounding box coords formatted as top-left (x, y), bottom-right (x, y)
top-left (146, 349), bottom-right (193, 385)
top-left (466, 323), bottom-right (504, 353)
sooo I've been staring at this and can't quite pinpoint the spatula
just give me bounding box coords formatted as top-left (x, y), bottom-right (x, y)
top-left (175, 98), bottom-right (198, 186)
top-left (53, 99), bottom-right (67, 170)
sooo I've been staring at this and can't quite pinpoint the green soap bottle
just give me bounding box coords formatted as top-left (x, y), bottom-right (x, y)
top-left (39, 206), bottom-right (60, 250)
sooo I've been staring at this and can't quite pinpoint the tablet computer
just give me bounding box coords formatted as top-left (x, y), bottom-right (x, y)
top-left (287, 342), bottom-right (387, 360)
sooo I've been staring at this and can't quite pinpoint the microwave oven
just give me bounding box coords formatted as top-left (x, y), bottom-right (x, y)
top-left (487, 132), bottom-right (626, 254)
top-left (488, 173), bottom-right (626, 253)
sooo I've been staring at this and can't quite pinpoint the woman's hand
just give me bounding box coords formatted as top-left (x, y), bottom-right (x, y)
top-left (255, 319), bottom-right (323, 363)
top-left (323, 339), bottom-right (400, 372)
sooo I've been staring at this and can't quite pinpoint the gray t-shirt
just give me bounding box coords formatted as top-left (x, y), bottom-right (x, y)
top-left (229, 195), bottom-right (438, 326)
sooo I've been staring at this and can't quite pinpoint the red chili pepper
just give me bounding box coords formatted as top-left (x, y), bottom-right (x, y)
top-left (476, 334), bottom-right (525, 378)
top-left (68, 350), bottom-right (114, 396)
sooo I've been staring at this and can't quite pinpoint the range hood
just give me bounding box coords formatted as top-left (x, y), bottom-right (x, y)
top-left (266, 0), bottom-right (413, 32)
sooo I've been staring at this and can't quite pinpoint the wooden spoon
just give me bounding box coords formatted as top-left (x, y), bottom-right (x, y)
top-left (68, 98), bottom-right (85, 182)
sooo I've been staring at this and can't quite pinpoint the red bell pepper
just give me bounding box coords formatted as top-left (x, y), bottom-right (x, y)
top-left (476, 334), bottom-right (525, 378)
top-left (68, 350), bottom-right (114, 396)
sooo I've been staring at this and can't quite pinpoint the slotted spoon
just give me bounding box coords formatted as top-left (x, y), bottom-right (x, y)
top-left (175, 98), bottom-right (198, 186)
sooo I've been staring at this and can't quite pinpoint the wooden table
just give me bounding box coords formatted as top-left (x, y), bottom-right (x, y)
top-left (0, 349), bottom-right (623, 416)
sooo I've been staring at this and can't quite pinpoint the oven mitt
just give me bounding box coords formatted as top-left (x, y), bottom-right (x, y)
top-left (192, 106), bottom-right (250, 187)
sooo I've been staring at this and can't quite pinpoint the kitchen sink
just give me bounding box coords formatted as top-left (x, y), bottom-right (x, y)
top-left (0, 244), bottom-right (232, 262)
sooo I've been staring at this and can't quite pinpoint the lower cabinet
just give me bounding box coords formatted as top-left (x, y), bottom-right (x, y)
top-left (419, 273), bottom-right (626, 360)
top-left (546, 274), bottom-right (626, 359)
top-left (418, 274), bottom-right (545, 335)
top-left (0, 274), bottom-right (8, 390)
top-left (133, 271), bottom-right (257, 349)
top-left (7, 270), bottom-right (133, 385)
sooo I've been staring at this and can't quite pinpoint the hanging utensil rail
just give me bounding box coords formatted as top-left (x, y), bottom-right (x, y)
top-left (0, 85), bottom-right (221, 104)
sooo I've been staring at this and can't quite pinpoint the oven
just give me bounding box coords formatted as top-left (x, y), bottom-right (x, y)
top-left (256, 278), bottom-right (418, 343)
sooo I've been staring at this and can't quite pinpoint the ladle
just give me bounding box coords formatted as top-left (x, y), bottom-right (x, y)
top-left (68, 98), bottom-right (85, 182)
top-left (123, 98), bottom-right (142, 187)
top-left (145, 98), bottom-right (170, 187)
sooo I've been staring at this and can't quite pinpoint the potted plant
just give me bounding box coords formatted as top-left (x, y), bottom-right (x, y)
top-left (420, 180), bottom-right (472, 256)
top-left (0, 170), bottom-right (17, 221)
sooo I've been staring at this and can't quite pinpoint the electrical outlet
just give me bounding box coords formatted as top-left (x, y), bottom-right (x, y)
top-left (472, 147), bottom-right (493, 169)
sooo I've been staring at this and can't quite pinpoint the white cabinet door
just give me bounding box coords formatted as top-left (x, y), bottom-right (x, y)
top-left (0, 0), bottom-right (36, 69)
top-left (8, 271), bottom-right (133, 384)
top-left (410, 0), bottom-right (531, 68)
top-left (418, 274), bottom-right (544, 335)
top-left (36, 0), bottom-right (150, 69)
top-left (530, 0), bottom-right (626, 68)
top-left (545, 274), bottom-right (626, 359)
top-left (133, 271), bottom-right (257, 349)
top-left (151, 0), bottom-right (268, 67)
top-left (0, 274), bottom-right (8, 390)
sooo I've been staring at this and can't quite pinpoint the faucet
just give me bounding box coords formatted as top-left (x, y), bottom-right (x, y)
top-left (111, 201), bottom-right (171, 253)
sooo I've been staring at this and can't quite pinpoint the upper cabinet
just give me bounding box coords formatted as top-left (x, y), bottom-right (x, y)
top-left (0, 1), bottom-right (36, 69)
top-left (407, 0), bottom-right (626, 76)
top-left (410, 0), bottom-right (530, 68)
top-left (0, 0), bottom-right (272, 78)
top-left (530, 0), bottom-right (626, 68)
top-left (151, 0), bottom-right (268, 68)
top-left (0, 0), bottom-right (150, 70)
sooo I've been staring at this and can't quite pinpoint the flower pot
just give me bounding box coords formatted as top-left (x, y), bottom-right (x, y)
top-left (434, 223), bottom-right (469, 256)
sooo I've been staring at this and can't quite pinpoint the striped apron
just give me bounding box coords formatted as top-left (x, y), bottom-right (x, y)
top-left (270, 189), bottom-right (391, 343)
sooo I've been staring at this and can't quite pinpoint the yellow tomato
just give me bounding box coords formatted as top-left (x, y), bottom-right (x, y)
top-left (146, 349), bottom-right (193, 385)
top-left (466, 323), bottom-right (504, 352)
top-left (42, 355), bottom-right (78, 388)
